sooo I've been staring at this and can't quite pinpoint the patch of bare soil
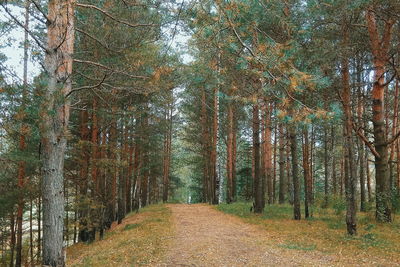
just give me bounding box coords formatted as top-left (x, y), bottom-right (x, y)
top-left (156, 204), bottom-right (395, 267)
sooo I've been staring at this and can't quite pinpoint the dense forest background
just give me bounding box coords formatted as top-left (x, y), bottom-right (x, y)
top-left (1, 0), bottom-right (400, 266)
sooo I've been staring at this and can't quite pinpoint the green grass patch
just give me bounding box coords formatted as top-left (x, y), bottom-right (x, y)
top-left (216, 201), bottom-right (400, 263)
top-left (279, 242), bottom-right (317, 251)
top-left (67, 204), bottom-right (173, 267)
top-left (123, 223), bottom-right (141, 231)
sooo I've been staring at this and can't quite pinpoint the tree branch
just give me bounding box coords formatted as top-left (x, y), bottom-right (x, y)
top-left (66, 74), bottom-right (107, 98)
top-left (75, 28), bottom-right (109, 50)
top-left (0, 3), bottom-right (47, 52)
top-left (74, 59), bottom-right (149, 79)
top-left (352, 122), bottom-right (380, 158)
top-left (28, 0), bottom-right (50, 23)
top-left (76, 3), bottom-right (158, 29)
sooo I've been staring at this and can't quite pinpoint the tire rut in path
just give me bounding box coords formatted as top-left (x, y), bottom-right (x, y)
top-left (157, 204), bottom-right (336, 267)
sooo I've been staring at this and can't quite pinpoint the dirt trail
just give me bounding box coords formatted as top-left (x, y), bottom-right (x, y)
top-left (157, 204), bottom-right (339, 267)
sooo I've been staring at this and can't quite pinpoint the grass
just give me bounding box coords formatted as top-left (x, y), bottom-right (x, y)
top-left (217, 201), bottom-right (400, 263)
top-left (67, 204), bottom-right (173, 267)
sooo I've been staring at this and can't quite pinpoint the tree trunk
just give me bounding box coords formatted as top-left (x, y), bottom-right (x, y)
top-left (253, 103), bottom-right (263, 213)
top-left (323, 126), bottom-right (329, 208)
top-left (226, 99), bottom-right (234, 203)
top-left (263, 102), bottom-right (273, 205)
top-left (278, 124), bottom-right (286, 204)
top-left (366, 7), bottom-right (394, 222)
top-left (289, 124), bottom-right (301, 220)
top-left (78, 109), bottom-right (90, 242)
top-left (331, 125), bottom-right (337, 195)
top-left (232, 108), bottom-right (237, 201)
top-left (10, 212), bottom-right (15, 267)
top-left (342, 24), bottom-right (357, 235)
top-left (357, 71), bottom-right (367, 212)
top-left (201, 88), bottom-right (209, 202)
top-left (390, 78), bottom-right (399, 192)
top-left (210, 87), bottom-right (219, 204)
top-left (302, 128), bottom-right (312, 218)
top-left (41, 1), bottom-right (75, 265)
top-left (16, 3), bottom-right (30, 266)
top-left (273, 121), bottom-right (277, 203)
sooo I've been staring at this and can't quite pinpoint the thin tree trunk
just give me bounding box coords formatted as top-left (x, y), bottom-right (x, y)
top-left (210, 87), bottom-right (219, 204)
top-left (29, 198), bottom-right (33, 267)
top-left (10, 212), bottom-right (15, 267)
top-left (263, 102), bottom-right (273, 205)
top-left (390, 78), bottom-right (399, 191)
top-left (253, 103), bottom-right (263, 213)
top-left (78, 109), bottom-right (90, 242)
top-left (303, 128), bottom-right (312, 218)
top-left (226, 99), bottom-right (234, 203)
top-left (323, 126), bottom-right (329, 208)
top-left (342, 24), bottom-right (357, 235)
top-left (273, 121), bottom-right (277, 203)
top-left (232, 109), bottom-right (237, 200)
top-left (278, 124), bottom-right (286, 204)
top-left (290, 124), bottom-right (301, 220)
top-left (201, 88), bottom-right (209, 202)
top-left (357, 69), bottom-right (367, 212)
top-left (332, 125), bottom-right (337, 195)
top-left (15, 3), bottom-right (30, 266)
top-left (36, 195), bottom-right (41, 264)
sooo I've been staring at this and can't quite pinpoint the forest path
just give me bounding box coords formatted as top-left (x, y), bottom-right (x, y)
top-left (157, 204), bottom-right (336, 267)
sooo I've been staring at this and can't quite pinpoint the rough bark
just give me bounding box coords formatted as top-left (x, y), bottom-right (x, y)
top-left (342, 24), bottom-right (357, 235)
top-left (41, 0), bottom-right (75, 265)
top-left (366, 7), bottom-right (394, 222)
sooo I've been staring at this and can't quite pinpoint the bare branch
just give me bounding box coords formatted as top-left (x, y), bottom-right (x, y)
top-left (387, 129), bottom-right (400, 146)
top-left (28, 0), bottom-right (50, 23)
top-left (75, 28), bottom-right (109, 50)
top-left (74, 59), bottom-right (149, 79)
top-left (352, 122), bottom-right (380, 158)
top-left (66, 74), bottom-right (107, 97)
top-left (76, 3), bottom-right (158, 29)
top-left (0, 3), bottom-right (47, 52)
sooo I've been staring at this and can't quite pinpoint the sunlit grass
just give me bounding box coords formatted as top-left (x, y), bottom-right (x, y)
top-left (67, 204), bottom-right (173, 267)
top-left (217, 201), bottom-right (400, 262)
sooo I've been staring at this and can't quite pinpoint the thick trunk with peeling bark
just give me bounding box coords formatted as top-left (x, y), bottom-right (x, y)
top-left (366, 8), bottom-right (394, 222)
top-left (41, 0), bottom-right (75, 265)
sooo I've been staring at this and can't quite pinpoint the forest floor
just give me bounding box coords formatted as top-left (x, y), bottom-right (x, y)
top-left (68, 203), bottom-right (400, 266)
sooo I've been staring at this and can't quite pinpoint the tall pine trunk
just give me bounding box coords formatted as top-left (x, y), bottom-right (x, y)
top-left (278, 124), bottom-right (286, 204)
top-left (41, 1), bottom-right (75, 265)
top-left (15, 2), bottom-right (30, 266)
top-left (252, 103), bottom-right (263, 213)
top-left (290, 124), bottom-right (300, 220)
top-left (342, 23), bottom-right (357, 235)
top-left (366, 7), bottom-right (394, 222)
